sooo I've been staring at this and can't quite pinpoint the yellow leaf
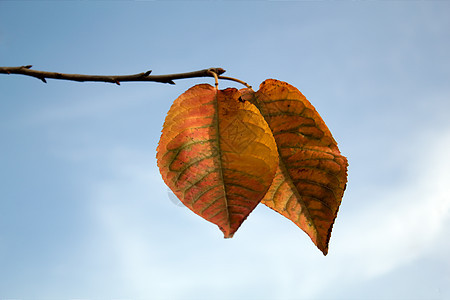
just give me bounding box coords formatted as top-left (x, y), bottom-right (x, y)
top-left (157, 84), bottom-right (278, 238)
top-left (241, 79), bottom-right (348, 255)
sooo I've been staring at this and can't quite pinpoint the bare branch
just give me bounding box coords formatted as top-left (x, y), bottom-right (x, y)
top-left (0, 65), bottom-right (226, 85)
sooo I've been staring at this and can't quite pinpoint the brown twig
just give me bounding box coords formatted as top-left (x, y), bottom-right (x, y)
top-left (0, 65), bottom-right (227, 85)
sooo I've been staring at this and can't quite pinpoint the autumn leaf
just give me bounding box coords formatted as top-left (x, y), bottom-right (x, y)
top-left (241, 79), bottom-right (348, 255)
top-left (157, 84), bottom-right (279, 238)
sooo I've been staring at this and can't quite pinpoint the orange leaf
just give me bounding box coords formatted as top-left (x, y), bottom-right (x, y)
top-left (241, 79), bottom-right (348, 255)
top-left (157, 84), bottom-right (279, 238)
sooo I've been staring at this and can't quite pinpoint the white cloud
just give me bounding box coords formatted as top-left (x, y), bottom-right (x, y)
top-left (83, 127), bottom-right (450, 299)
top-left (303, 127), bottom-right (450, 298)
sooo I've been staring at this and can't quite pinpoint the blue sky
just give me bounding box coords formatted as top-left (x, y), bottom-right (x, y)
top-left (1, 1), bottom-right (449, 299)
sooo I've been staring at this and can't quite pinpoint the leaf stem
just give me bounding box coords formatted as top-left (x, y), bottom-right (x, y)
top-left (208, 69), bottom-right (219, 90)
top-left (218, 76), bottom-right (252, 89)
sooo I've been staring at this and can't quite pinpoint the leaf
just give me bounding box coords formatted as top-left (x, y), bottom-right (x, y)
top-left (241, 79), bottom-right (348, 255)
top-left (156, 84), bottom-right (279, 238)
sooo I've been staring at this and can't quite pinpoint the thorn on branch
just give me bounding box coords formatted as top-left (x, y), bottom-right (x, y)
top-left (167, 80), bottom-right (175, 85)
top-left (24, 65), bottom-right (33, 69)
top-left (40, 77), bottom-right (47, 83)
top-left (143, 70), bottom-right (152, 76)
top-left (115, 80), bottom-right (120, 85)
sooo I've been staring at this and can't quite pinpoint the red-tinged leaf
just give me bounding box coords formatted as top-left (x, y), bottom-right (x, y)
top-left (157, 84), bottom-right (279, 238)
top-left (241, 79), bottom-right (348, 255)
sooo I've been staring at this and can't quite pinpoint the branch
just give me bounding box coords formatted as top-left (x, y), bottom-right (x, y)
top-left (0, 65), bottom-right (228, 85)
